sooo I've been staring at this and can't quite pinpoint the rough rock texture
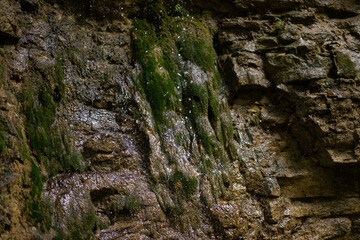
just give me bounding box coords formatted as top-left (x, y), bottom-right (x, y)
top-left (1, 0), bottom-right (360, 239)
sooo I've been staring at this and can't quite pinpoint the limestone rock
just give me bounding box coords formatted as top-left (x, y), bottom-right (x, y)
top-left (265, 52), bottom-right (331, 84)
top-left (334, 49), bottom-right (360, 78)
top-left (292, 217), bottom-right (351, 240)
top-left (0, 0), bottom-right (21, 44)
top-left (223, 52), bottom-right (270, 91)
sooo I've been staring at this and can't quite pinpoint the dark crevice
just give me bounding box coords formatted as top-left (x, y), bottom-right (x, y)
top-left (0, 32), bottom-right (19, 45)
top-left (318, 7), bottom-right (358, 19)
top-left (213, 32), bottom-right (221, 56)
top-left (90, 188), bottom-right (119, 203)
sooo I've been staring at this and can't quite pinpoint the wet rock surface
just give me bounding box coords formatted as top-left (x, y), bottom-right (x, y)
top-left (0, 0), bottom-right (360, 239)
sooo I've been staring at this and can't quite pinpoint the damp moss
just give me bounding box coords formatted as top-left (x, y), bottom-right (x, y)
top-left (175, 131), bottom-right (185, 146)
top-left (208, 89), bottom-right (220, 118)
top-left (199, 156), bottom-right (213, 174)
top-left (0, 115), bottom-right (8, 132)
top-left (187, 83), bottom-right (208, 113)
top-left (177, 39), bottom-right (216, 74)
top-left (52, 55), bottom-right (65, 101)
top-left (133, 19), bottom-right (179, 126)
top-left (111, 194), bottom-right (141, 215)
top-left (21, 79), bottom-right (83, 177)
top-left (165, 204), bottom-right (182, 216)
top-left (133, 3), bottom-right (235, 166)
top-left (335, 52), bottom-right (357, 78)
top-left (28, 160), bottom-right (52, 232)
top-left (30, 161), bottom-right (42, 200)
top-left (171, 170), bottom-right (198, 199)
top-left (69, 48), bottom-right (84, 67)
top-left (66, 206), bottom-right (98, 240)
top-left (21, 83), bottom-right (55, 159)
top-left (177, 34), bottom-right (220, 90)
top-left (186, 100), bottom-right (213, 155)
top-left (272, 17), bottom-right (285, 33)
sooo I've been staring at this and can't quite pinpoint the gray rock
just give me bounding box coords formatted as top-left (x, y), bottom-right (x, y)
top-left (224, 53), bottom-right (270, 91)
top-left (265, 52), bottom-right (331, 84)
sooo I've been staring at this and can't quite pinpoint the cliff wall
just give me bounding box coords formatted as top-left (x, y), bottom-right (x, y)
top-left (1, 0), bottom-right (360, 239)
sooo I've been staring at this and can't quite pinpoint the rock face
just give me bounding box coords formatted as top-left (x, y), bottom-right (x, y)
top-left (1, 0), bottom-right (360, 239)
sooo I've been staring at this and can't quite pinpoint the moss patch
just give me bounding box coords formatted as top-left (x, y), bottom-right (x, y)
top-left (18, 58), bottom-right (84, 234)
top-left (171, 170), bottom-right (198, 199)
top-left (133, 3), bottom-right (224, 156)
top-left (133, 4), bottom-right (235, 222)
top-left (27, 161), bottom-right (52, 232)
top-left (21, 82), bottom-right (83, 176)
top-left (111, 194), bottom-right (141, 216)
top-left (54, 205), bottom-right (98, 240)
top-left (335, 52), bottom-right (358, 78)
top-left (51, 55), bottom-right (65, 101)
top-left (177, 39), bottom-right (216, 73)
top-left (68, 207), bottom-right (97, 240)
top-left (133, 18), bottom-right (180, 126)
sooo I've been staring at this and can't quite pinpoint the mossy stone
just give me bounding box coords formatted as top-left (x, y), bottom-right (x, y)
top-left (335, 52), bottom-right (358, 78)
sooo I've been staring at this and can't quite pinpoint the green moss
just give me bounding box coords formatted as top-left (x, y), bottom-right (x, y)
top-left (187, 83), bottom-right (208, 113)
top-left (125, 194), bottom-right (140, 214)
top-left (213, 144), bottom-right (222, 159)
top-left (28, 160), bottom-right (52, 232)
top-left (175, 132), bottom-right (185, 146)
top-left (174, 4), bottom-right (189, 17)
top-left (69, 48), bottom-right (84, 67)
top-left (208, 89), bottom-right (220, 118)
top-left (67, 206), bottom-right (97, 240)
top-left (49, 129), bottom-right (83, 176)
top-left (199, 156), bottom-right (213, 174)
top-left (335, 52), bottom-right (357, 78)
top-left (250, 115), bottom-right (260, 126)
top-left (171, 170), bottom-right (198, 199)
top-left (198, 128), bottom-right (213, 155)
top-left (0, 115), bottom-right (7, 132)
top-left (21, 80), bottom-right (83, 177)
top-left (51, 55), bottom-right (65, 101)
top-left (133, 19), bottom-right (179, 126)
top-left (272, 17), bottom-right (285, 33)
top-left (186, 100), bottom-right (213, 155)
top-left (177, 39), bottom-right (216, 73)
top-left (111, 194), bottom-right (140, 215)
top-left (165, 204), bottom-right (182, 216)
top-left (210, 182), bottom-right (218, 202)
top-left (133, 3), bottom-right (236, 183)
top-left (30, 161), bottom-right (43, 200)
top-left (53, 204), bottom-right (98, 240)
